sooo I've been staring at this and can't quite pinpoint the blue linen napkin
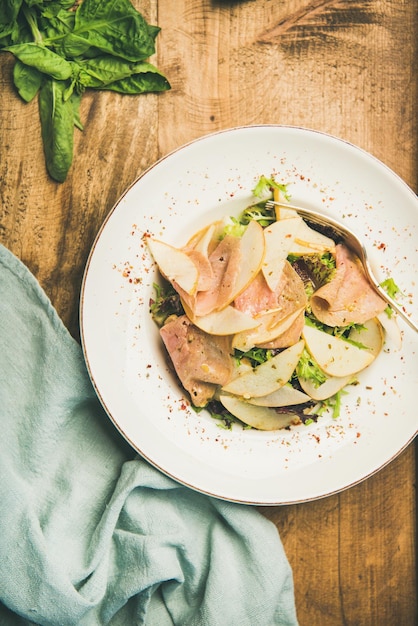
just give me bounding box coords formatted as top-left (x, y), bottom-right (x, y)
top-left (0, 244), bottom-right (298, 626)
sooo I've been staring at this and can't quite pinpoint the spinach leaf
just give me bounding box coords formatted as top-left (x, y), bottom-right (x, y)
top-left (38, 77), bottom-right (76, 182)
top-left (60, 0), bottom-right (156, 61)
top-left (1, 0), bottom-right (170, 182)
top-left (13, 58), bottom-right (43, 101)
top-left (70, 90), bottom-right (83, 130)
top-left (5, 42), bottom-right (74, 79)
top-left (0, 0), bottom-right (24, 40)
top-left (104, 67), bottom-right (170, 94)
top-left (78, 56), bottom-right (169, 93)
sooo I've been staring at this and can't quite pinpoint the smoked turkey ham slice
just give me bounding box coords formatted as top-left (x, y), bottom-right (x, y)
top-left (178, 234), bottom-right (242, 318)
top-left (160, 315), bottom-right (233, 407)
top-left (310, 243), bottom-right (387, 327)
top-left (233, 260), bottom-right (307, 348)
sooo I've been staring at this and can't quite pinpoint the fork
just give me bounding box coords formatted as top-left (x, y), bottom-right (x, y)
top-left (265, 200), bottom-right (418, 334)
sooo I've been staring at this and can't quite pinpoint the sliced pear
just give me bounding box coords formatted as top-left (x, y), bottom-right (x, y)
top-left (219, 393), bottom-right (297, 430)
top-left (348, 317), bottom-right (384, 357)
top-left (262, 217), bottom-right (301, 290)
top-left (302, 324), bottom-right (375, 378)
top-left (192, 305), bottom-right (260, 335)
top-left (221, 339), bottom-right (304, 398)
top-left (376, 311), bottom-right (402, 352)
top-left (247, 384), bottom-right (311, 407)
top-left (290, 220), bottom-right (336, 255)
top-left (147, 238), bottom-right (199, 295)
top-left (275, 206), bottom-right (298, 220)
top-left (228, 219), bottom-right (265, 303)
top-left (186, 220), bottom-right (224, 257)
top-left (232, 307), bottom-right (304, 352)
top-left (273, 188), bottom-right (297, 221)
top-left (229, 357), bottom-right (253, 380)
top-left (298, 372), bottom-right (354, 401)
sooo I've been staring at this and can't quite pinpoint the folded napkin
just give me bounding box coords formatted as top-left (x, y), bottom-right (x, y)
top-left (0, 244), bottom-right (298, 626)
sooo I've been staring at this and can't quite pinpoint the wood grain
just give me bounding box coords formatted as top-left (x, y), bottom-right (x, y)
top-left (0, 0), bottom-right (416, 624)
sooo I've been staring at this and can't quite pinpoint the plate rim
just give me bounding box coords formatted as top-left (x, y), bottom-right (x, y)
top-left (80, 124), bottom-right (418, 505)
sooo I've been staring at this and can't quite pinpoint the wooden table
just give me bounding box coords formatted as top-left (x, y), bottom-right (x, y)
top-left (1, 1), bottom-right (416, 624)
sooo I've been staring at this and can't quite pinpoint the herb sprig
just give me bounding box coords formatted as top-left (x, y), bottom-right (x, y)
top-left (0, 0), bottom-right (170, 182)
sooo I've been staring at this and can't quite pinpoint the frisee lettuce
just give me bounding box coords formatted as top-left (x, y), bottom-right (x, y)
top-left (295, 348), bottom-right (327, 387)
top-left (252, 175), bottom-right (290, 200)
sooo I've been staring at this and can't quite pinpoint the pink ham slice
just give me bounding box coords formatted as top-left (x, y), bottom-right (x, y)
top-left (193, 234), bottom-right (242, 316)
top-left (160, 315), bottom-right (233, 407)
top-left (234, 261), bottom-right (307, 348)
top-left (310, 243), bottom-right (387, 327)
top-left (175, 235), bottom-right (242, 318)
top-left (234, 261), bottom-right (307, 317)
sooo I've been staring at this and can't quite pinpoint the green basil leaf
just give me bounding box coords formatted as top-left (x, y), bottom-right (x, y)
top-left (13, 58), bottom-right (43, 101)
top-left (61, 0), bottom-right (156, 61)
top-left (5, 42), bottom-right (74, 79)
top-left (38, 78), bottom-right (75, 182)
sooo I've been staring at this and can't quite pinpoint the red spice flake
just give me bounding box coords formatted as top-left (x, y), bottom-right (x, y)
top-left (180, 402), bottom-right (188, 411)
top-left (356, 432), bottom-right (361, 438)
top-left (377, 242), bottom-right (387, 250)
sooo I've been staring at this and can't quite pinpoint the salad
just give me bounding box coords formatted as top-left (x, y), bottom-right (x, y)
top-left (146, 176), bottom-right (401, 431)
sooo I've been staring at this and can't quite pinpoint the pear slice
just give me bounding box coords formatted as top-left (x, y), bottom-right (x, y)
top-left (298, 372), bottom-right (354, 401)
top-left (275, 206), bottom-right (298, 221)
top-left (290, 220), bottom-right (336, 255)
top-left (262, 217), bottom-right (301, 291)
top-left (229, 357), bottom-right (253, 380)
top-left (147, 238), bottom-right (199, 295)
top-left (302, 324), bottom-right (375, 378)
top-left (228, 219), bottom-right (265, 303)
top-left (192, 305), bottom-right (260, 335)
top-left (273, 188), bottom-right (297, 221)
top-left (221, 339), bottom-right (304, 398)
top-left (348, 317), bottom-right (384, 357)
top-left (376, 311), bottom-right (402, 352)
top-left (232, 307), bottom-right (304, 352)
top-left (219, 393), bottom-right (297, 430)
top-left (247, 384), bottom-right (311, 407)
top-left (185, 220), bottom-right (224, 257)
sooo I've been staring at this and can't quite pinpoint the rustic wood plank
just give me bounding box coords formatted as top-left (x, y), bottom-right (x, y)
top-left (158, 0), bottom-right (417, 188)
top-left (0, 1), bottom-right (416, 624)
top-left (0, 0), bottom-right (160, 338)
top-left (157, 2), bottom-right (417, 625)
top-left (262, 445), bottom-right (417, 625)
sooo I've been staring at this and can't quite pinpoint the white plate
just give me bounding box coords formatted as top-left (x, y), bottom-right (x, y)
top-left (80, 126), bottom-right (418, 505)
